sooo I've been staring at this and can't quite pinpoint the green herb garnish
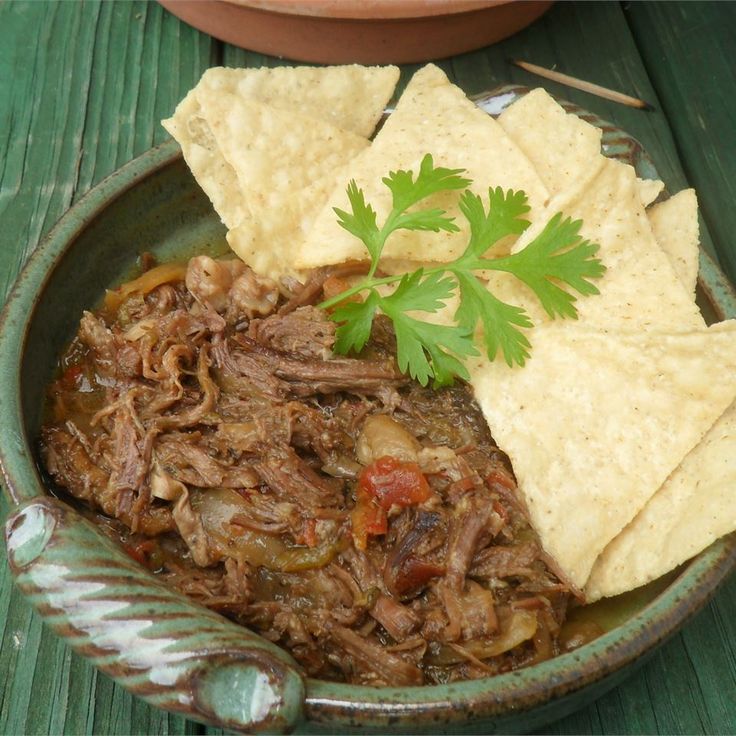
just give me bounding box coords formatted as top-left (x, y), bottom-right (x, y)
top-left (320, 154), bottom-right (605, 386)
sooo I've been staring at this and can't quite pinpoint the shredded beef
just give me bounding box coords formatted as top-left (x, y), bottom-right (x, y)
top-left (40, 256), bottom-right (596, 686)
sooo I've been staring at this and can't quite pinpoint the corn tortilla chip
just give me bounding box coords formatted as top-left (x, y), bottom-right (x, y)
top-left (198, 64), bottom-right (399, 138)
top-left (647, 189), bottom-right (699, 296)
top-left (161, 90), bottom-right (245, 229)
top-left (637, 177), bottom-right (664, 207)
top-left (196, 90), bottom-right (368, 211)
top-left (505, 157), bottom-right (704, 331)
top-left (498, 88), bottom-right (664, 209)
top-left (586, 397), bottom-right (736, 601)
top-left (468, 320), bottom-right (736, 590)
top-left (497, 88), bottom-right (604, 197)
top-left (226, 169), bottom-right (347, 280)
top-left (294, 64), bottom-right (549, 270)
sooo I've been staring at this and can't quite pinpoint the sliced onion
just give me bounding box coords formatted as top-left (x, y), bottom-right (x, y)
top-left (426, 609), bottom-right (538, 666)
top-left (191, 488), bottom-right (343, 572)
top-left (105, 262), bottom-right (188, 312)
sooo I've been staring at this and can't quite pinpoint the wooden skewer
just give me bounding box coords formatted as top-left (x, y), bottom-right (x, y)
top-left (510, 59), bottom-right (655, 111)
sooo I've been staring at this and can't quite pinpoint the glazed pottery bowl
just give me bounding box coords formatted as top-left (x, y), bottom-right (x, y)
top-left (157, 0), bottom-right (554, 64)
top-left (1, 89), bottom-right (736, 734)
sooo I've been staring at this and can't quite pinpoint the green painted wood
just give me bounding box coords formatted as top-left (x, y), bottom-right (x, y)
top-left (625, 1), bottom-right (736, 286)
top-left (1, 1), bottom-right (735, 734)
top-left (0, 1), bottom-right (216, 734)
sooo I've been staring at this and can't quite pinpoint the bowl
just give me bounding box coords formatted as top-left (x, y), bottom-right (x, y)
top-left (1, 88), bottom-right (735, 734)
top-left (157, 0), bottom-right (554, 64)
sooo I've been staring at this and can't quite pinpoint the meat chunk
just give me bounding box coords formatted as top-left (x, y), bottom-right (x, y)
top-left (250, 306), bottom-right (336, 360)
top-left (42, 425), bottom-right (173, 536)
top-left (185, 256), bottom-right (279, 322)
top-left (330, 625), bottom-right (423, 686)
top-left (445, 495), bottom-right (502, 592)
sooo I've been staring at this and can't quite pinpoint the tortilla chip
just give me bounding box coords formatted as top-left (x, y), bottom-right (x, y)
top-left (586, 397), bottom-right (736, 601)
top-left (498, 88), bottom-right (664, 209)
top-left (505, 158), bottom-right (704, 331)
top-left (497, 88), bottom-right (604, 197)
top-left (637, 177), bottom-right (664, 207)
top-left (196, 90), bottom-right (368, 211)
top-left (226, 169), bottom-right (346, 280)
top-left (647, 189), bottom-right (699, 296)
top-left (294, 64), bottom-right (549, 270)
top-left (161, 90), bottom-right (245, 229)
top-left (468, 320), bottom-right (736, 590)
top-left (198, 64), bottom-right (399, 138)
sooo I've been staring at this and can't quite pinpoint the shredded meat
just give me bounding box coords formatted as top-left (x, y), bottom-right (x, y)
top-left (40, 257), bottom-right (592, 686)
top-left (249, 306), bottom-right (336, 360)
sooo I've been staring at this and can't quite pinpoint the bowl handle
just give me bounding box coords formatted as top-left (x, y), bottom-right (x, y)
top-left (5, 496), bottom-right (305, 734)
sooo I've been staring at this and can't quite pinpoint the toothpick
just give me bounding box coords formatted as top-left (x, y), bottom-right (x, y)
top-left (510, 60), bottom-right (655, 111)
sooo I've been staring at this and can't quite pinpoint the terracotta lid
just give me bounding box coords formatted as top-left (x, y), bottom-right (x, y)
top-left (158, 0), bottom-right (554, 64)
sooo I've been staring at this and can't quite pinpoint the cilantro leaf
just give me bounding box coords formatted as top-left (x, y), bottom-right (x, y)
top-left (332, 154), bottom-right (469, 272)
top-left (392, 208), bottom-right (460, 234)
top-left (380, 300), bottom-right (476, 387)
top-left (487, 214), bottom-right (606, 319)
top-left (333, 180), bottom-right (381, 261)
top-left (387, 269), bottom-right (457, 313)
top-left (383, 154), bottom-right (471, 213)
top-left (458, 188), bottom-right (531, 259)
top-left (321, 155), bottom-right (606, 385)
top-left (332, 291), bottom-right (380, 354)
top-left (454, 272), bottom-right (533, 366)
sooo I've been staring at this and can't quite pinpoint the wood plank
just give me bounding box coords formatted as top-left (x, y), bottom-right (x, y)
top-left (625, 1), bottom-right (736, 285)
top-left (0, 1), bottom-right (215, 734)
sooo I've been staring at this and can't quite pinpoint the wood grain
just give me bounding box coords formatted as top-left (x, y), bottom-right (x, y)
top-left (0, 1), bottom-right (734, 734)
top-left (625, 1), bottom-right (736, 285)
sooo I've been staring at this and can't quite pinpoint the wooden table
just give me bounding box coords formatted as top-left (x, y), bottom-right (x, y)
top-left (1, 1), bottom-right (734, 733)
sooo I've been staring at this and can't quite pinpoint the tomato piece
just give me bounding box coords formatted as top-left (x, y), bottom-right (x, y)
top-left (322, 275), bottom-right (360, 303)
top-left (124, 539), bottom-right (156, 566)
top-left (351, 456), bottom-right (430, 550)
top-left (296, 518), bottom-right (319, 548)
top-left (60, 363), bottom-right (85, 391)
top-left (351, 492), bottom-right (387, 551)
top-left (358, 456), bottom-right (430, 510)
top-left (485, 468), bottom-right (516, 491)
top-left (390, 556), bottom-right (445, 598)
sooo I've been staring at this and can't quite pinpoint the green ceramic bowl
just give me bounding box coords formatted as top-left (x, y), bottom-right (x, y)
top-left (1, 89), bottom-right (736, 734)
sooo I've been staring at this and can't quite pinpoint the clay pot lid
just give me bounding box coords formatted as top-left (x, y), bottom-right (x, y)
top-left (158, 0), bottom-right (554, 64)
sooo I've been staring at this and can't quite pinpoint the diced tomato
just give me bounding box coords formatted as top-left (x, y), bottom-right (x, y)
top-left (351, 492), bottom-right (387, 551)
top-left (60, 363), bottom-right (85, 391)
top-left (124, 539), bottom-right (157, 566)
top-left (322, 275), bottom-right (364, 306)
top-left (492, 499), bottom-right (509, 523)
top-left (296, 518), bottom-right (319, 548)
top-left (485, 468), bottom-right (516, 491)
top-left (390, 557), bottom-right (445, 598)
top-left (358, 456), bottom-right (430, 510)
top-left (351, 456), bottom-right (429, 550)
top-left (449, 476), bottom-right (476, 495)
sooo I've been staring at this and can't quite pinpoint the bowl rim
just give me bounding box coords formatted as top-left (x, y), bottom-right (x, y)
top-left (1, 89), bottom-right (735, 729)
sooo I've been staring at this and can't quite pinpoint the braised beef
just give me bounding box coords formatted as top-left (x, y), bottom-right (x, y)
top-left (40, 256), bottom-right (593, 686)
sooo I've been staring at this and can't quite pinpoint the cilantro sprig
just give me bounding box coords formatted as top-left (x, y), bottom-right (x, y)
top-left (320, 154), bottom-right (605, 386)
